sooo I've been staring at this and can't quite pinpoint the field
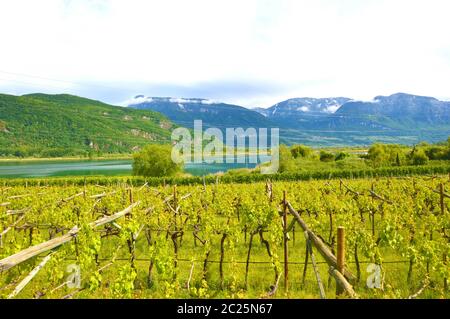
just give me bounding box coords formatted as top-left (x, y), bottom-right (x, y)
top-left (0, 176), bottom-right (449, 299)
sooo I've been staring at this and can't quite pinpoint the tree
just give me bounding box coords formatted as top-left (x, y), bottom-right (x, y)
top-left (279, 145), bottom-right (296, 173)
top-left (424, 146), bottom-right (446, 160)
top-left (367, 143), bottom-right (408, 167)
top-left (335, 152), bottom-right (349, 161)
top-left (290, 145), bottom-right (312, 159)
top-left (319, 151), bottom-right (335, 162)
top-left (410, 149), bottom-right (429, 166)
top-left (132, 144), bottom-right (183, 177)
top-left (367, 144), bottom-right (388, 167)
top-left (395, 153), bottom-right (400, 166)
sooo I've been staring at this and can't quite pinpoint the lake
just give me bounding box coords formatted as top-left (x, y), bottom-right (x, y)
top-left (0, 159), bottom-right (258, 178)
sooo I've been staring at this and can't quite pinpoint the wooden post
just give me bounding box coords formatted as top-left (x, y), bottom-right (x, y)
top-left (336, 226), bottom-right (345, 296)
top-left (283, 191), bottom-right (289, 292)
top-left (173, 185), bottom-right (177, 209)
top-left (444, 254), bottom-right (448, 292)
top-left (286, 201), bottom-right (356, 283)
top-left (127, 188), bottom-right (134, 220)
top-left (84, 177), bottom-right (87, 199)
top-left (129, 188), bottom-right (133, 204)
top-left (442, 183), bottom-right (448, 291)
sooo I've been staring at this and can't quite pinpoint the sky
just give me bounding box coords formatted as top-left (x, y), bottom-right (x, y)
top-left (0, 0), bottom-right (450, 108)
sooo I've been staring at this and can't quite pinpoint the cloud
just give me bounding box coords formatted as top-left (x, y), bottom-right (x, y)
top-left (122, 96), bottom-right (153, 106)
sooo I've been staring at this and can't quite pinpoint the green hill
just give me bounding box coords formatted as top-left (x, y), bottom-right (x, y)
top-left (0, 93), bottom-right (174, 157)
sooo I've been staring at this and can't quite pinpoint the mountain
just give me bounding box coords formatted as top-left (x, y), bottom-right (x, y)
top-left (255, 97), bottom-right (352, 127)
top-left (261, 93), bottom-right (450, 130)
top-left (0, 93), bottom-right (174, 157)
top-left (2, 92), bottom-right (448, 157)
top-left (256, 93), bottom-right (450, 146)
top-left (337, 93), bottom-right (450, 126)
top-left (127, 96), bottom-right (275, 129)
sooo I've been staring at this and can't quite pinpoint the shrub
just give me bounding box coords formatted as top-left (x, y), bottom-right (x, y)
top-left (410, 149), bottom-right (429, 166)
top-left (290, 145), bottom-right (313, 159)
top-left (320, 151), bottom-right (335, 162)
top-left (279, 145), bottom-right (297, 173)
top-left (335, 152), bottom-right (350, 161)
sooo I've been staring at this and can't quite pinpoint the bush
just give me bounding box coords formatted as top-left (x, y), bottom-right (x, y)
top-left (320, 151), bottom-right (335, 162)
top-left (132, 144), bottom-right (183, 177)
top-left (279, 145), bottom-right (297, 173)
top-left (424, 146), bottom-right (446, 160)
top-left (410, 149), bottom-right (429, 166)
top-left (367, 143), bottom-right (408, 167)
top-left (290, 145), bottom-right (313, 159)
top-left (335, 152), bottom-right (349, 161)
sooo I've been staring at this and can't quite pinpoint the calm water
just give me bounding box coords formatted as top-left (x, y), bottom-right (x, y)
top-left (0, 159), bottom-right (257, 178)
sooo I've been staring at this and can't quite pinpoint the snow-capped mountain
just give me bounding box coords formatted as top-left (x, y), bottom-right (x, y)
top-left (127, 95), bottom-right (275, 129)
top-left (256, 97), bottom-right (352, 117)
top-left (125, 93), bottom-right (450, 146)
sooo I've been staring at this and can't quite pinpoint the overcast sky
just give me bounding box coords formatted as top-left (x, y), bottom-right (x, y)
top-left (0, 0), bottom-right (449, 108)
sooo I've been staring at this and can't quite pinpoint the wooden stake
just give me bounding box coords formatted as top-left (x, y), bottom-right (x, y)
top-left (173, 185), bottom-right (178, 209)
top-left (283, 190), bottom-right (289, 292)
top-left (301, 234), bottom-right (309, 287)
top-left (336, 226), bottom-right (345, 295)
top-left (83, 178), bottom-right (87, 199)
top-left (308, 239), bottom-right (326, 299)
top-left (129, 188), bottom-right (134, 204)
top-left (286, 201), bottom-right (356, 283)
top-left (8, 252), bottom-right (55, 299)
top-left (440, 183), bottom-right (445, 215)
top-left (444, 254), bottom-right (448, 292)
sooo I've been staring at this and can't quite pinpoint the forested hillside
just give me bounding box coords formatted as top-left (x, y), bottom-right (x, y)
top-left (0, 94), bottom-right (174, 157)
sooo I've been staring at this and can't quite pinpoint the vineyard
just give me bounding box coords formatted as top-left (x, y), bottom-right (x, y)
top-left (0, 175), bottom-right (449, 299)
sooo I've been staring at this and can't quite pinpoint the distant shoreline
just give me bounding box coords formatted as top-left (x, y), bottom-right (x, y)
top-left (0, 155), bottom-right (132, 163)
top-left (0, 146), bottom-right (369, 163)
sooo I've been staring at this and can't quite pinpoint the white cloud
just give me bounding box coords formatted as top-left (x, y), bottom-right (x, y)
top-left (0, 0), bottom-right (449, 108)
top-left (121, 96), bottom-right (153, 106)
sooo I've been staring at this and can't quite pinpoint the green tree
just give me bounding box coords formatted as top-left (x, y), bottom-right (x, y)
top-left (395, 153), bottom-right (401, 166)
top-left (290, 144), bottom-right (313, 159)
top-left (335, 152), bottom-right (349, 161)
top-left (319, 151), bottom-right (335, 162)
top-left (424, 146), bottom-right (446, 160)
top-left (132, 144), bottom-right (183, 177)
top-left (279, 145), bottom-right (296, 173)
top-left (410, 149), bottom-right (429, 166)
top-left (367, 143), bottom-right (408, 167)
top-left (367, 144), bottom-right (388, 167)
